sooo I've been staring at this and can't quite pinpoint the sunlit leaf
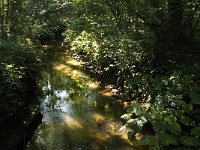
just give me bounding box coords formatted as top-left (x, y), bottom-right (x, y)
top-left (127, 119), bottom-right (136, 124)
top-left (127, 104), bottom-right (143, 116)
top-left (121, 113), bottom-right (132, 120)
top-left (119, 124), bottom-right (127, 131)
top-left (140, 116), bottom-right (148, 123)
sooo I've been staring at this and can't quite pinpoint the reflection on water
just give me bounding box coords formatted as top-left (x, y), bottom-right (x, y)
top-left (27, 47), bottom-right (133, 150)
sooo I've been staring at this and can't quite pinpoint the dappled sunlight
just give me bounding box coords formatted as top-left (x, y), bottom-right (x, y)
top-left (104, 121), bottom-right (129, 142)
top-left (28, 52), bottom-right (133, 149)
top-left (87, 82), bottom-right (99, 90)
top-left (63, 114), bottom-right (83, 129)
top-left (92, 132), bottom-right (108, 142)
top-left (66, 58), bottom-right (82, 67)
top-left (54, 64), bottom-right (89, 82)
top-left (122, 101), bottom-right (132, 109)
top-left (100, 85), bottom-right (118, 97)
top-left (53, 55), bottom-right (129, 145)
top-left (89, 113), bottom-right (129, 143)
top-left (92, 113), bottom-right (106, 124)
top-left (135, 133), bottom-right (143, 141)
top-left (86, 128), bottom-right (108, 142)
top-left (42, 45), bottom-right (49, 48)
top-left (54, 56), bottom-right (100, 91)
top-left (101, 89), bottom-right (113, 97)
top-left (24, 38), bottom-right (33, 45)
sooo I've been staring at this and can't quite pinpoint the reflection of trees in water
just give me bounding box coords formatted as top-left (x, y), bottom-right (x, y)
top-left (42, 63), bottom-right (69, 110)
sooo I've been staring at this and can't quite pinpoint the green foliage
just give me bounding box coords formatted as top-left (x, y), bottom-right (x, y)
top-left (62, 0), bottom-right (200, 149)
top-left (189, 92), bottom-right (200, 104)
top-left (0, 0), bottom-right (69, 42)
top-left (0, 40), bottom-right (42, 148)
top-left (62, 1), bottom-right (200, 148)
top-left (23, 0), bottom-right (69, 43)
top-left (121, 69), bottom-right (200, 149)
top-left (0, 40), bottom-right (41, 127)
top-left (64, 0), bottom-right (155, 83)
top-left (70, 31), bottom-right (99, 61)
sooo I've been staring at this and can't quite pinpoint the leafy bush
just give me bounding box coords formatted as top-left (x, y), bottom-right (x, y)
top-left (63, 1), bottom-right (200, 149)
top-left (121, 69), bottom-right (200, 149)
top-left (64, 15), bottom-right (155, 83)
top-left (0, 40), bottom-right (41, 127)
top-left (70, 31), bottom-right (99, 61)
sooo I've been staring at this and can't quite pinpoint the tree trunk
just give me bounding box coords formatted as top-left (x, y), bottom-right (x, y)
top-left (168, 0), bottom-right (184, 41)
top-left (0, 0), bottom-right (6, 39)
top-left (153, 0), bottom-right (184, 69)
top-left (10, 0), bottom-right (22, 38)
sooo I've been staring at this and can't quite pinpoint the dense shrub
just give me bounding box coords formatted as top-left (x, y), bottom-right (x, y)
top-left (0, 40), bottom-right (41, 147)
top-left (121, 67), bottom-right (200, 149)
top-left (63, 0), bottom-right (200, 149)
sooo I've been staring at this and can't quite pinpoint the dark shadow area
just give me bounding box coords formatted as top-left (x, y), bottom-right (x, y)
top-left (16, 112), bottom-right (43, 150)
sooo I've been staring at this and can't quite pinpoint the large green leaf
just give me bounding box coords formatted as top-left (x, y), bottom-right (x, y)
top-left (128, 131), bottom-right (137, 145)
top-left (164, 115), bottom-right (177, 124)
top-left (183, 103), bottom-right (193, 111)
top-left (191, 126), bottom-right (200, 137)
top-left (166, 123), bottom-right (181, 136)
top-left (151, 118), bottom-right (167, 132)
top-left (131, 123), bottom-right (143, 135)
top-left (180, 116), bottom-right (193, 125)
top-left (180, 136), bottom-right (200, 146)
top-left (158, 133), bottom-right (178, 145)
top-left (127, 119), bottom-right (137, 124)
top-left (127, 103), bottom-right (143, 116)
top-left (140, 135), bottom-right (158, 145)
top-left (121, 113), bottom-right (132, 120)
top-left (189, 92), bottom-right (200, 104)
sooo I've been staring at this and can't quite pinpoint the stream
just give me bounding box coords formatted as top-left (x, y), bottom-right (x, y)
top-left (26, 45), bottom-right (133, 150)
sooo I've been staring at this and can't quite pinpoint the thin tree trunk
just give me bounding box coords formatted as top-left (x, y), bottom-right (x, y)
top-left (153, 0), bottom-right (184, 69)
top-left (167, 0), bottom-right (184, 41)
top-left (10, 0), bottom-right (22, 38)
top-left (0, 1), bottom-right (2, 38)
top-left (1, 0), bottom-right (6, 39)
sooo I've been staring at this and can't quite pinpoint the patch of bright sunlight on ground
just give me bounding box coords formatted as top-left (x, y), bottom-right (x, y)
top-left (87, 82), bottom-right (99, 90)
top-left (90, 113), bottom-right (129, 142)
top-left (101, 89), bottom-right (114, 97)
top-left (100, 85), bottom-right (118, 97)
top-left (54, 64), bottom-right (89, 81)
top-left (63, 115), bottom-right (83, 128)
top-left (54, 59), bottom-right (100, 90)
top-left (66, 58), bottom-right (82, 67)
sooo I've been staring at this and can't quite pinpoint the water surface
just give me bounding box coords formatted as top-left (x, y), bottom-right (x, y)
top-left (27, 46), bottom-right (133, 150)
